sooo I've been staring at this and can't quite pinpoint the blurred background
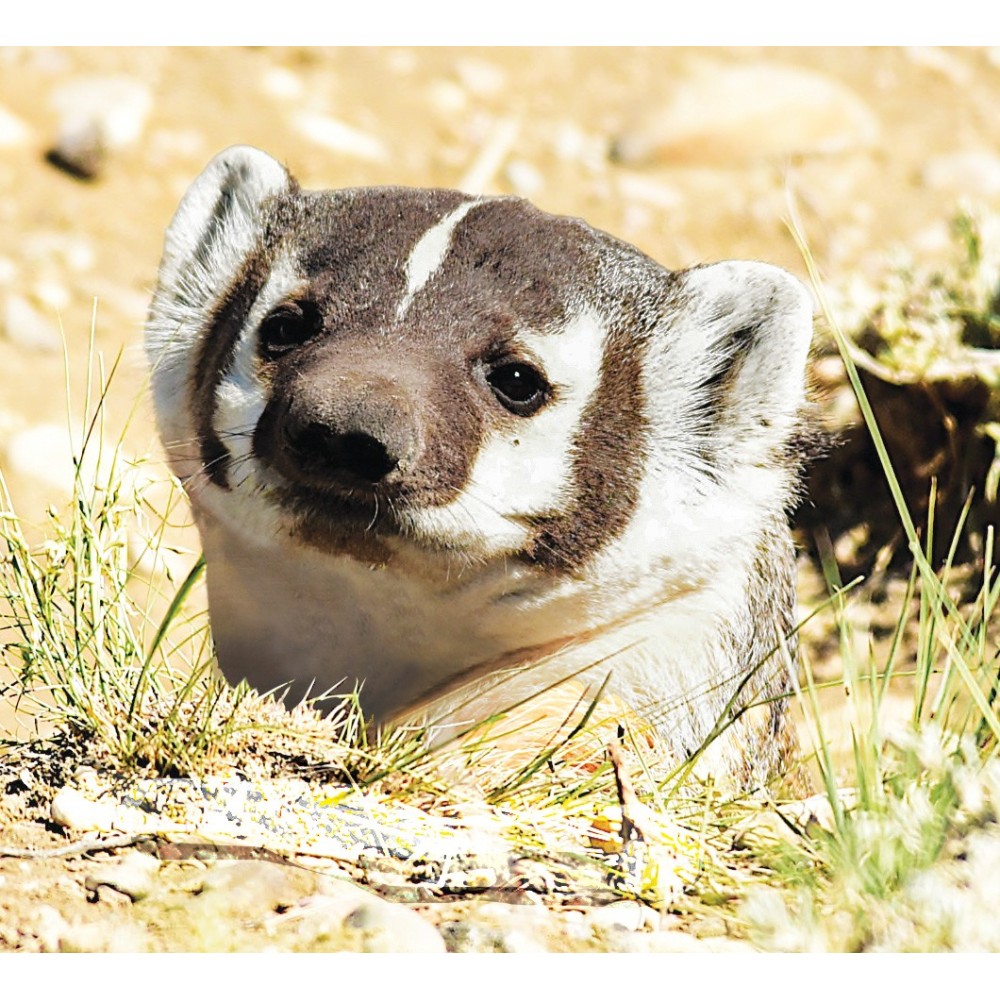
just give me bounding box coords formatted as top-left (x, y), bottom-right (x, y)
top-left (1, 46), bottom-right (999, 731)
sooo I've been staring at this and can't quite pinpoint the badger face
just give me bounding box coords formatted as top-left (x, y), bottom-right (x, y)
top-left (147, 146), bottom-right (810, 581)
top-left (147, 146), bottom-right (814, 758)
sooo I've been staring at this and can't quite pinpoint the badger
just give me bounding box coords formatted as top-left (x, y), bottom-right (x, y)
top-left (145, 145), bottom-right (814, 785)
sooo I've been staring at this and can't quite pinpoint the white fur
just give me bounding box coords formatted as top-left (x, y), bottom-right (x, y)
top-left (395, 200), bottom-right (480, 321)
top-left (405, 309), bottom-right (607, 553)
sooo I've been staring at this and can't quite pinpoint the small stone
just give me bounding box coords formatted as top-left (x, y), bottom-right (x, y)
top-left (922, 151), bottom-right (1000, 198)
top-left (198, 860), bottom-right (320, 914)
top-left (342, 899), bottom-right (446, 953)
top-left (59, 920), bottom-right (147, 953)
top-left (454, 57), bottom-right (506, 97)
top-left (586, 899), bottom-right (655, 933)
top-left (426, 79), bottom-right (467, 115)
top-left (291, 110), bottom-right (388, 163)
top-left (612, 62), bottom-right (879, 166)
top-left (2, 294), bottom-right (62, 352)
top-left (690, 915), bottom-right (730, 938)
top-left (33, 905), bottom-right (71, 953)
top-left (50, 787), bottom-right (116, 833)
top-left (85, 852), bottom-right (160, 902)
top-left (259, 66), bottom-right (305, 101)
top-left (504, 159), bottom-right (544, 197)
top-left (47, 76), bottom-right (152, 180)
top-left (0, 105), bottom-right (30, 148)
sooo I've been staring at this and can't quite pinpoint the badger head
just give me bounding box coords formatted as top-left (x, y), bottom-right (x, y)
top-left (146, 145), bottom-right (813, 746)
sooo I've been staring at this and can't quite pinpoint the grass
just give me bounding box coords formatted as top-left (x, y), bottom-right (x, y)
top-left (1, 221), bottom-right (999, 949)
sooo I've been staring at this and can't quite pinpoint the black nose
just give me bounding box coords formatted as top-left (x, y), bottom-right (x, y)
top-left (290, 423), bottom-right (400, 485)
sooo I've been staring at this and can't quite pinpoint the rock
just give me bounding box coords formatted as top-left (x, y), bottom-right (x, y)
top-left (342, 899), bottom-right (446, 953)
top-left (47, 76), bottom-right (152, 180)
top-left (198, 860), bottom-right (320, 914)
top-left (2, 293), bottom-right (62, 352)
top-left (50, 786), bottom-right (116, 833)
top-left (85, 852), bottom-right (160, 902)
top-left (59, 920), bottom-right (147, 953)
top-left (611, 62), bottom-right (879, 166)
top-left (0, 105), bottom-right (30, 148)
top-left (586, 899), bottom-right (657, 933)
top-left (454, 57), bottom-right (506, 97)
top-left (32, 905), bottom-right (71, 953)
top-left (504, 159), bottom-right (543, 197)
top-left (291, 111), bottom-right (388, 163)
top-left (259, 66), bottom-right (305, 101)
top-left (922, 151), bottom-right (1000, 198)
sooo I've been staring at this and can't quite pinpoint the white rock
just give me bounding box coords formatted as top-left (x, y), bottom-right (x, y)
top-left (85, 852), bottom-right (160, 901)
top-left (33, 905), bottom-right (71, 953)
top-left (2, 293), bottom-right (62, 352)
top-left (0, 105), bottom-right (30, 148)
top-left (50, 787), bottom-right (117, 832)
top-left (612, 62), bottom-right (880, 166)
top-left (343, 899), bottom-right (446, 953)
top-left (426, 79), bottom-right (468, 115)
top-left (48, 75), bottom-right (152, 178)
top-left (504, 158), bottom-right (544, 197)
top-left (291, 110), bottom-right (388, 163)
top-left (259, 66), bottom-right (305, 101)
top-left (586, 899), bottom-right (655, 933)
top-left (51, 75), bottom-right (152, 150)
top-left (31, 279), bottom-right (70, 312)
top-left (922, 151), bottom-right (1000, 198)
top-left (0, 256), bottom-right (18, 285)
top-left (454, 57), bottom-right (506, 97)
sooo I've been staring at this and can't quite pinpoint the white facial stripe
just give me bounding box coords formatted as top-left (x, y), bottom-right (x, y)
top-left (213, 253), bottom-right (304, 482)
top-left (407, 310), bottom-right (608, 553)
top-left (395, 200), bottom-right (480, 321)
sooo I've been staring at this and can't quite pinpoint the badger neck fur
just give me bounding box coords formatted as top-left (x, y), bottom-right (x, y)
top-left (146, 145), bottom-right (814, 785)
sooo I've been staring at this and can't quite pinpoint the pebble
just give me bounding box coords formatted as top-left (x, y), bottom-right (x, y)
top-left (47, 75), bottom-right (152, 180)
top-left (2, 293), bottom-right (62, 353)
top-left (454, 57), bottom-right (506, 98)
top-left (0, 105), bottom-right (30, 148)
top-left (342, 900), bottom-right (446, 953)
top-left (504, 158), bottom-right (544, 197)
top-left (585, 899), bottom-right (658, 933)
top-left (85, 852), bottom-right (160, 902)
top-left (291, 110), bottom-right (389, 163)
top-left (611, 62), bottom-right (879, 167)
top-left (259, 66), bottom-right (305, 101)
top-left (198, 860), bottom-right (319, 913)
top-left (922, 151), bottom-right (1000, 198)
top-left (426, 79), bottom-right (468, 115)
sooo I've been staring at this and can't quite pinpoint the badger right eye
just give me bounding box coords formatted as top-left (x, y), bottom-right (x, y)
top-left (259, 301), bottom-right (321, 359)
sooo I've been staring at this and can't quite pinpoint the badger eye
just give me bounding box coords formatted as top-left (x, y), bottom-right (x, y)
top-left (259, 301), bottom-right (321, 359)
top-left (486, 361), bottom-right (549, 416)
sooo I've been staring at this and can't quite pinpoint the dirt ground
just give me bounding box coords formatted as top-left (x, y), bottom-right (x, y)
top-left (1, 46), bottom-right (999, 952)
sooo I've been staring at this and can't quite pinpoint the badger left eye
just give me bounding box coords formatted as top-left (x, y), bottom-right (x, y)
top-left (259, 301), bottom-right (322, 360)
top-left (486, 361), bottom-right (549, 416)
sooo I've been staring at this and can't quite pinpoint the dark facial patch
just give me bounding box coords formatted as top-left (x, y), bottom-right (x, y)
top-left (521, 320), bottom-right (651, 573)
top-left (192, 245), bottom-right (273, 489)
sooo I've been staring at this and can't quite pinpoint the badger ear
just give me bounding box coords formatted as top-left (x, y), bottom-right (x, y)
top-left (661, 260), bottom-right (814, 472)
top-left (156, 145), bottom-right (292, 307)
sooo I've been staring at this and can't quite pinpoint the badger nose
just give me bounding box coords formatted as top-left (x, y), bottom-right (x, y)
top-left (289, 423), bottom-right (400, 485)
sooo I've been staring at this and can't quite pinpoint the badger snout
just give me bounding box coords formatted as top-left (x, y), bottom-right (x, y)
top-left (255, 371), bottom-right (421, 496)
